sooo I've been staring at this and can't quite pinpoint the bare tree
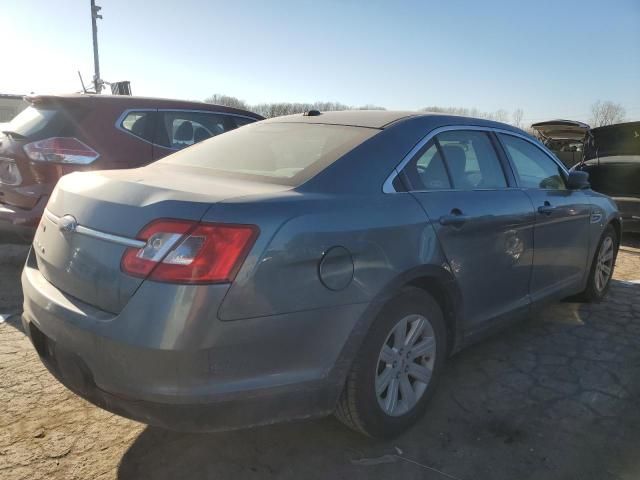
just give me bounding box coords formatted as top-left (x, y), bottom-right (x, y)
top-left (207, 94), bottom-right (386, 118)
top-left (420, 106), bottom-right (512, 123)
top-left (356, 104), bottom-right (386, 110)
top-left (488, 109), bottom-right (509, 123)
top-left (204, 94), bottom-right (249, 110)
top-left (511, 108), bottom-right (524, 129)
top-left (590, 100), bottom-right (626, 127)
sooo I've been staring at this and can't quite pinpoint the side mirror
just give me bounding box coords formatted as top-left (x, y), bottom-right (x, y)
top-left (567, 170), bottom-right (590, 190)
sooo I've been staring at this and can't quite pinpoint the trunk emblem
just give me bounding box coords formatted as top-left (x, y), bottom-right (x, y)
top-left (59, 215), bottom-right (78, 233)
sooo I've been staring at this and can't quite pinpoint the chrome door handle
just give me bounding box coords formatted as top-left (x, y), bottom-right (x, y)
top-left (439, 209), bottom-right (469, 227)
top-left (537, 202), bottom-right (554, 215)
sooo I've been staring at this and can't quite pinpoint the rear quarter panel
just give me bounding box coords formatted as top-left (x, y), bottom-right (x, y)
top-left (77, 102), bottom-right (153, 170)
top-left (209, 192), bottom-right (449, 321)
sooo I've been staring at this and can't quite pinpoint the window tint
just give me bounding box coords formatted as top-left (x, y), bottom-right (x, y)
top-left (161, 122), bottom-right (376, 186)
top-left (407, 140), bottom-right (451, 190)
top-left (436, 130), bottom-right (506, 189)
top-left (121, 111), bottom-right (153, 141)
top-left (155, 111), bottom-right (235, 149)
top-left (498, 134), bottom-right (566, 189)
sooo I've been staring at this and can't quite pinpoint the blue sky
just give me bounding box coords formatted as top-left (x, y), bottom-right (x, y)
top-left (2, 0), bottom-right (639, 123)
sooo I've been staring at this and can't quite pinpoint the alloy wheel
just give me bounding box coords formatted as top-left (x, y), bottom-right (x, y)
top-left (594, 236), bottom-right (614, 292)
top-left (375, 314), bottom-right (436, 417)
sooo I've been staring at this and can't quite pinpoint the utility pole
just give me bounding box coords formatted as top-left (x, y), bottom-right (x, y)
top-left (90, 0), bottom-right (103, 93)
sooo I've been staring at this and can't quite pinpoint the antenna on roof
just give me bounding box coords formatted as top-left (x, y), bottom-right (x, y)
top-left (77, 71), bottom-right (88, 94)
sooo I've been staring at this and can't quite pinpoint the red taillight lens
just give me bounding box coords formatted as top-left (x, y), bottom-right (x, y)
top-left (23, 137), bottom-right (99, 164)
top-left (121, 219), bottom-right (259, 284)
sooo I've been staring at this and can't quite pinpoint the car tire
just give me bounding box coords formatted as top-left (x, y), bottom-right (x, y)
top-left (578, 224), bottom-right (618, 302)
top-left (335, 286), bottom-right (447, 438)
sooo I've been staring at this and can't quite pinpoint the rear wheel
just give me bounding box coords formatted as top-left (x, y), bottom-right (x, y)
top-left (335, 287), bottom-right (446, 438)
top-left (579, 224), bottom-right (618, 302)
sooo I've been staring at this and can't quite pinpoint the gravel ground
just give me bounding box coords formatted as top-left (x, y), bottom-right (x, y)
top-left (1, 236), bottom-right (640, 480)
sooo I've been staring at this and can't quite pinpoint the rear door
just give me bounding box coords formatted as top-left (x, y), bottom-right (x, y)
top-left (151, 110), bottom-right (245, 160)
top-left (496, 133), bottom-right (591, 301)
top-left (400, 128), bottom-right (535, 330)
top-left (115, 109), bottom-right (156, 167)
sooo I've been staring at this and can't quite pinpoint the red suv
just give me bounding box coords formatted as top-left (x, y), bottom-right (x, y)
top-left (0, 94), bottom-right (263, 241)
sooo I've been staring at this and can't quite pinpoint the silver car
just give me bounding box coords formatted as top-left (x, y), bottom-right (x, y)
top-left (22, 111), bottom-right (620, 438)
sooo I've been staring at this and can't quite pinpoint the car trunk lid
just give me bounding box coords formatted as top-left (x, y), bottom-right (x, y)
top-left (580, 122), bottom-right (640, 198)
top-left (531, 120), bottom-right (591, 141)
top-left (34, 162), bottom-right (288, 313)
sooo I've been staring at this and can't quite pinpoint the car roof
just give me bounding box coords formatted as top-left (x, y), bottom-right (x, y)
top-left (24, 93), bottom-right (264, 119)
top-left (266, 110), bottom-right (420, 129)
top-left (265, 109), bottom-right (520, 130)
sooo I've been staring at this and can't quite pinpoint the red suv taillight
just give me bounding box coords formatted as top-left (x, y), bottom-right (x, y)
top-left (23, 137), bottom-right (99, 164)
top-left (121, 219), bottom-right (259, 284)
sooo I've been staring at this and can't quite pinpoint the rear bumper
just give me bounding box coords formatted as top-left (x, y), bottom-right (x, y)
top-left (613, 197), bottom-right (640, 233)
top-left (25, 319), bottom-right (336, 431)
top-left (0, 196), bottom-right (48, 242)
top-left (21, 254), bottom-right (367, 431)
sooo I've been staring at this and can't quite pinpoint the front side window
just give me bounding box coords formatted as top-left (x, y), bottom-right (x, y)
top-left (499, 134), bottom-right (566, 190)
top-left (436, 130), bottom-right (507, 190)
top-left (154, 111), bottom-right (237, 149)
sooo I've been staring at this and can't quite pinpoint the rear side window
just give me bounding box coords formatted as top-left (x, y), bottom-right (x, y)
top-left (161, 122), bottom-right (377, 186)
top-left (404, 140), bottom-right (451, 190)
top-left (5, 106), bottom-right (57, 137)
top-left (499, 134), bottom-right (566, 190)
top-left (436, 130), bottom-right (507, 189)
top-left (121, 111), bottom-right (154, 142)
top-left (233, 116), bottom-right (257, 128)
top-left (401, 130), bottom-right (506, 191)
top-left (154, 111), bottom-right (237, 149)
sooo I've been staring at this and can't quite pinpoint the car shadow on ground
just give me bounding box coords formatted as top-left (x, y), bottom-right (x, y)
top-left (116, 278), bottom-right (640, 480)
top-left (1, 240), bottom-right (639, 479)
top-left (621, 232), bottom-right (640, 250)
top-left (0, 243), bottom-right (28, 333)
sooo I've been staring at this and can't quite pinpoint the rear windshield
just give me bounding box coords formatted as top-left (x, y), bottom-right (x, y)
top-left (4, 106), bottom-right (57, 137)
top-left (160, 122), bottom-right (377, 186)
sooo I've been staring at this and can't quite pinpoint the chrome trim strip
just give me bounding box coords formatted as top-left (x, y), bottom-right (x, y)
top-left (43, 209), bottom-right (146, 248)
top-left (382, 125), bottom-right (569, 193)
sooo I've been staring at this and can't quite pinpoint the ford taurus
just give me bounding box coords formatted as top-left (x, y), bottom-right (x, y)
top-left (21, 110), bottom-right (620, 438)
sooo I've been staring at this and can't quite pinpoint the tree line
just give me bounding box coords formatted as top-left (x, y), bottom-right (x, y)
top-left (205, 93), bottom-right (627, 128)
top-left (204, 94), bottom-right (385, 119)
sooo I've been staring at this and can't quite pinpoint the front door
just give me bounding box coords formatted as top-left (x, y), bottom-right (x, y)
top-left (497, 133), bottom-right (591, 301)
top-left (401, 129), bottom-right (535, 330)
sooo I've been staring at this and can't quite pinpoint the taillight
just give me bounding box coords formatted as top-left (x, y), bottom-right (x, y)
top-left (121, 219), bottom-right (259, 284)
top-left (23, 137), bottom-right (99, 164)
